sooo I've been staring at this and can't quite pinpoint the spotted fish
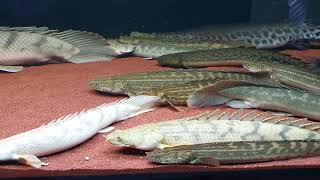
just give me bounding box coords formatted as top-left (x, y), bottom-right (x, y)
top-left (132, 22), bottom-right (320, 49)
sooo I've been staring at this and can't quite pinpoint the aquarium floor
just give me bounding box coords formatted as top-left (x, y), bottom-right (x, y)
top-left (1, 50), bottom-right (320, 178)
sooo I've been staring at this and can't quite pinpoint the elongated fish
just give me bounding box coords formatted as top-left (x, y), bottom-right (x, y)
top-left (156, 48), bottom-right (310, 69)
top-left (146, 140), bottom-right (320, 166)
top-left (132, 22), bottom-right (320, 49)
top-left (244, 62), bottom-right (320, 95)
top-left (217, 86), bottom-right (320, 121)
top-left (106, 33), bottom-right (245, 58)
top-left (0, 95), bottom-right (163, 168)
top-left (89, 69), bottom-right (282, 96)
top-left (0, 27), bottom-right (115, 72)
top-left (106, 109), bottom-right (320, 150)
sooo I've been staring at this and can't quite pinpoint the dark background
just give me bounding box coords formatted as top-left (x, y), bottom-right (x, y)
top-left (1, 0), bottom-right (320, 37)
top-left (0, 0), bottom-right (252, 37)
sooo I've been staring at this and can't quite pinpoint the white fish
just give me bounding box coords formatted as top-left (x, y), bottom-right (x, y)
top-left (0, 95), bottom-right (163, 168)
top-left (0, 65), bottom-right (23, 72)
top-left (0, 27), bottom-right (115, 72)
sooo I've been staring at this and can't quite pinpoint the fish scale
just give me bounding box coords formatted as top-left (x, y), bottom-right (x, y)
top-left (106, 109), bottom-right (320, 150)
top-left (146, 140), bottom-right (320, 166)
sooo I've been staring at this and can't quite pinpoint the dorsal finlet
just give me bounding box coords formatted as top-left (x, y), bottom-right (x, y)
top-left (217, 111), bottom-right (227, 120)
top-left (239, 110), bottom-right (256, 120)
top-left (226, 110), bottom-right (241, 120)
top-left (200, 109), bottom-right (320, 133)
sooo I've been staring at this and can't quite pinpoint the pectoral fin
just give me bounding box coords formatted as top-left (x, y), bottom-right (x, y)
top-left (98, 126), bottom-right (115, 133)
top-left (191, 157), bottom-right (220, 166)
top-left (14, 154), bottom-right (42, 168)
top-left (187, 80), bottom-right (253, 108)
top-left (225, 100), bottom-right (258, 109)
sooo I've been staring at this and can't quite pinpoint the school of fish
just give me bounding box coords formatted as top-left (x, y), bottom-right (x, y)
top-left (2, 4), bottom-right (320, 170)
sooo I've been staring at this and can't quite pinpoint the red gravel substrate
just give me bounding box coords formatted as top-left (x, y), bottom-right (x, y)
top-left (1, 51), bottom-right (320, 178)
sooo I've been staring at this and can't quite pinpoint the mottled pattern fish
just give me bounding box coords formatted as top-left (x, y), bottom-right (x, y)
top-left (0, 27), bottom-right (114, 69)
top-left (146, 140), bottom-right (320, 166)
top-left (217, 86), bottom-right (320, 121)
top-left (132, 22), bottom-right (320, 49)
top-left (156, 48), bottom-right (310, 69)
top-left (89, 69), bottom-right (282, 96)
top-left (106, 109), bottom-right (320, 150)
top-left (244, 62), bottom-right (320, 95)
top-left (106, 33), bottom-right (245, 58)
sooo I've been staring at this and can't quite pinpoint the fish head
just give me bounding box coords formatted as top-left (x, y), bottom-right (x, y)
top-left (89, 77), bottom-right (128, 95)
top-left (106, 129), bottom-right (164, 150)
top-left (106, 39), bottom-right (135, 56)
top-left (156, 54), bottom-right (183, 68)
top-left (146, 150), bottom-right (194, 164)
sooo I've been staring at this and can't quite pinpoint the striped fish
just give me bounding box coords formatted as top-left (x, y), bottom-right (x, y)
top-left (89, 69), bottom-right (283, 97)
top-left (146, 140), bottom-right (320, 166)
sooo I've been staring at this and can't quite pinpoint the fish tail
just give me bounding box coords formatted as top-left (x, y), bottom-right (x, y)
top-left (288, 0), bottom-right (307, 26)
top-left (48, 30), bottom-right (116, 63)
top-left (116, 95), bottom-right (165, 121)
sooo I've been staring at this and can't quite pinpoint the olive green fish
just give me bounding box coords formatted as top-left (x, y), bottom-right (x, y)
top-left (156, 48), bottom-right (309, 69)
top-left (106, 33), bottom-right (246, 58)
top-left (217, 86), bottom-right (320, 121)
top-left (89, 70), bottom-right (282, 98)
top-left (146, 140), bottom-right (320, 166)
top-left (106, 109), bottom-right (320, 150)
